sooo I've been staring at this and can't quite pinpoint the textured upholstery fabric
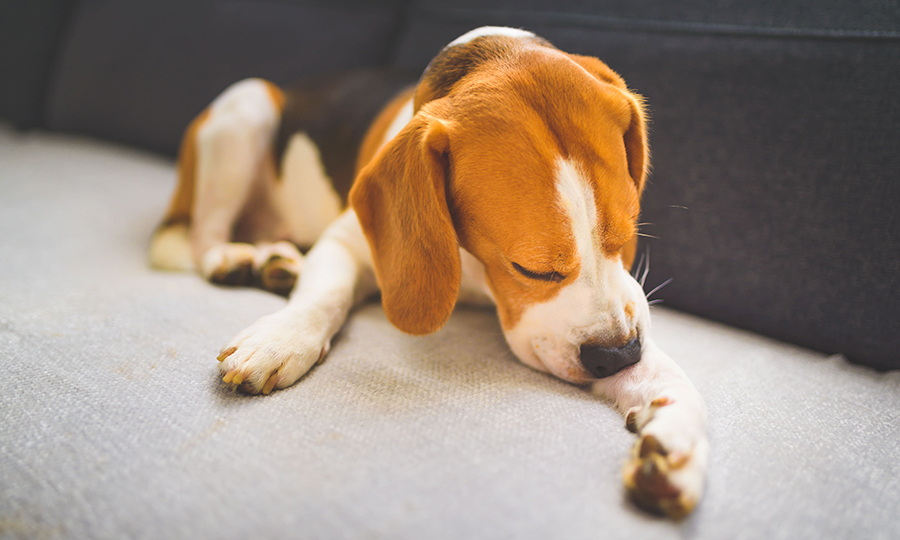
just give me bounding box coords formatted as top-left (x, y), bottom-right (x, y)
top-left (2, 126), bottom-right (899, 539)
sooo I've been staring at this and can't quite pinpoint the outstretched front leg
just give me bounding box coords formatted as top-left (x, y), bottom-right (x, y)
top-left (217, 211), bottom-right (377, 394)
top-left (592, 338), bottom-right (709, 519)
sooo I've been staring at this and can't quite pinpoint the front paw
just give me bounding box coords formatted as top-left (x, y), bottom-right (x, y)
top-left (622, 396), bottom-right (709, 519)
top-left (216, 311), bottom-right (328, 394)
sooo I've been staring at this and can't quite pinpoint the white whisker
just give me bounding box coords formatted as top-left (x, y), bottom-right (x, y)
top-left (641, 248), bottom-right (651, 288)
top-left (645, 277), bottom-right (673, 299)
top-left (632, 252), bottom-right (645, 281)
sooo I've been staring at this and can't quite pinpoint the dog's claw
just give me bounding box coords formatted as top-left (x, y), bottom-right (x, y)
top-left (262, 373), bottom-right (279, 395)
top-left (625, 396), bottom-right (676, 434)
top-left (625, 407), bottom-right (640, 433)
top-left (651, 396), bottom-right (673, 408)
top-left (217, 346), bottom-right (237, 362)
top-left (668, 451), bottom-right (690, 470)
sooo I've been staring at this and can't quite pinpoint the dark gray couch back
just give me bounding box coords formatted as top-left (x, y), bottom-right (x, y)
top-left (3, 0), bottom-right (898, 369)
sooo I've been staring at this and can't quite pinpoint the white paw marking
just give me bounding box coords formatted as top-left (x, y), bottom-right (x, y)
top-left (217, 310), bottom-right (330, 394)
top-left (623, 394), bottom-right (709, 519)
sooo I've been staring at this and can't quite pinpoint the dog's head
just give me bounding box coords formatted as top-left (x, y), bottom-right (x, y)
top-left (351, 28), bottom-right (650, 383)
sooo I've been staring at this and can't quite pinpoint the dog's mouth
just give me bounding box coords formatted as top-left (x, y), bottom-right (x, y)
top-left (515, 332), bottom-right (644, 384)
top-left (526, 337), bottom-right (595, 385)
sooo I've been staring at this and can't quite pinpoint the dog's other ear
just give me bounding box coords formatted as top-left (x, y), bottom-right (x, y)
top-left (612, 93), bottom-right (648, 272)
top-left (566, 54), bottom-right (648, 271)
top-left (620, 91), bottom-right (649, 194)
top-left (350, 99), bottom-right (460, 335)
top-left (567, 54), bottom-right (649, 193)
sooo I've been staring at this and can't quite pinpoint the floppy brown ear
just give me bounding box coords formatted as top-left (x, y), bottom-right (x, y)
top-left (350, 100), bottom-right (460, 335)
top-left (566, 54), bottom-right (648, 271)
top-left (621, 91), bottom-right (649, 194)
top-left (566, 54), bottom-right (649, 193)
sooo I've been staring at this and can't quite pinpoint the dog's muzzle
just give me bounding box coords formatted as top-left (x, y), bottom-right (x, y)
top-left (580, 338), bottom-right (641, 378)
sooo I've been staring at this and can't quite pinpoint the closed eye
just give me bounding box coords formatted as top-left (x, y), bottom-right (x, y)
top-left (512, 262), bottom-right (565, 283)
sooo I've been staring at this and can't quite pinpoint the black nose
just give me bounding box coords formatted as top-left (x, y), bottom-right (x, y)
top-left (580, 338), bottom-right (642, 378)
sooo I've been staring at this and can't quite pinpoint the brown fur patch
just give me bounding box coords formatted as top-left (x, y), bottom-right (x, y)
top-left (446, 79), bottom-right (577, 329)
top-left (566, 54), bottom-right (649, 194)
top-left (356, 86), bottom-right (416, 174)
top-left (263, 80), bottom-right (285, 112)
top-left (159, 108), bottom-right (211, 230)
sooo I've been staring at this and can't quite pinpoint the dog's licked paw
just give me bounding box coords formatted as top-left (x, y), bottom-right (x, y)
top-left (622, 395), bottom-right (709, 519)
top-left (217, 310), bottom-right (329, 394)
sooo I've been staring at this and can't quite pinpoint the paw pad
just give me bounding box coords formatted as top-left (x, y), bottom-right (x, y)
top-left (638, 434), bottom-right (667, 458)
top-left (625, 408), bottom-right (640, 433)
top-left (622, 395), bottom-right (701, 520)
top-left (257, 255), bottom-right (298, 296)
top-left (211, 259), bottom-right (253, 286)
top-left (624, 442), bottom-right (696, 520)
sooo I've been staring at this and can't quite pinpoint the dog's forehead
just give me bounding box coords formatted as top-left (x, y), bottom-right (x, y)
top-left (434, 36), bottom-right (639, 259)
top-left (449, 115), bottom-right (572, 254)
top-left (449, 108), bottom-right (637, 258)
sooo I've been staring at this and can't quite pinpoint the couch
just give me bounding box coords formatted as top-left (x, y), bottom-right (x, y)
top-left (2, 1), bottom-right (898, 538)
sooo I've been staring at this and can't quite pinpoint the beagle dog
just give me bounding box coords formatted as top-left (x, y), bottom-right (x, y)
top-left (149, 27), bottom-right (708, 518)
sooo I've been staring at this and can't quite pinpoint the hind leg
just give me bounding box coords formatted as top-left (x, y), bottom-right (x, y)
top-left (190, 79), bottom-right (284, 286)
